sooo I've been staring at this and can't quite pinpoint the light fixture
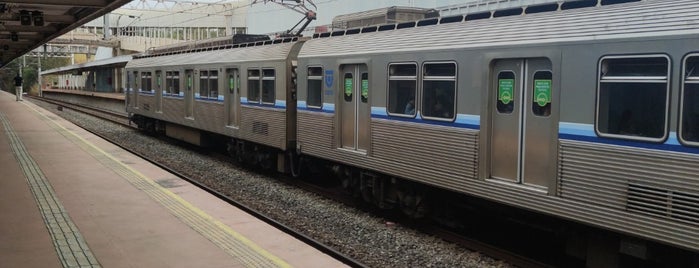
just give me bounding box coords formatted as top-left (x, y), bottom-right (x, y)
top-left (32, 11), bottom-right (43, 26)
top-left (19, 10), bottom-right (31, 26)
top-left (10, 32), bottom-right (18, 41)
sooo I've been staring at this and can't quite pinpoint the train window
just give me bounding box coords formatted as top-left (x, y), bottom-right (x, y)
top-left (532, 71), bottom-right (552, 117)
top-left (186, 70), bottom-right (193, 92)
top-left (132, 71), bottom-right (138, 91)
top-left (596, 55), bottom-right (669, 141)
top-left (248, 69), bottom-right (260, 102)
top-left (307, 67), bottom-right (323, 108)
top-left (166, 71), bottom-right (180, 95)
top-left (387, 63), bottom-right (417, 117)
top-left (261, 69), bottom-right (275, 104)
top-left (421, 62), bottom-right (456, 120)
top-left (361, 73), bottom-right (369, 103)
top-left (155, 71), bottom-right (162, 92)
top-left (496, 72), bottom-right (515, 114)
top-left (680, 56), bottom-right (699, 144)
top-left (343, 73), bottom-right (353, 102)
top-left (141, 72), bottom-right (152, 92)
top-left (199, 70), bottom-right (209, 99)
top-left (209, 70), bottom-right (219, 99)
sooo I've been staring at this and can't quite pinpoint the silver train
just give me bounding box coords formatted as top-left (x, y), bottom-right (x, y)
top-left (126, 0), bottom-right (699, 264)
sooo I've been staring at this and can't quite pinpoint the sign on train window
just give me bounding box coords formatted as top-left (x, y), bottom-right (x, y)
top-left (496, 72), bottom-right (515, 114)
top-left (132, 71), bottom-right (138, 91)
top-left (344, 73), bottom-right (353, 102)
top-left (361, 73), bottom-right (369, 103)
top-left (387, 63), bottom-right (417, 117)
top-left (596, 55), bottom-right (669, 141)
top-left (421, 62), bottom-right (456, 120)
top-left (248, 69), bottom-right (260, 102)
top-left (680, 55), bottom-right (699, 145)
top-left (307, 67), bottom-right (323, 108)
top-left (186, 70), bottom-right (193, 91)
top-left (532, 71), bottom-right (552, 117)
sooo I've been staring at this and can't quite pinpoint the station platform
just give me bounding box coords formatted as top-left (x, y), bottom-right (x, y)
top-left (41, 88), bottom-right (125, 101)
top-left (0, 90), bottom-right (345, 268)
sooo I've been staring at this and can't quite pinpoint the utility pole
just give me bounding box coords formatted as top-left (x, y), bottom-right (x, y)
top-left (251, 0), bottom-right (317, 37)
top-left (38, 50), bottom-right (42, 97)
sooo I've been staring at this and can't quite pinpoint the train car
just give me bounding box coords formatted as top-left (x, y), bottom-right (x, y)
top-left (295, 0), bottom-right (699, 263)
top-left (126, 37), bottom-right (302, 171)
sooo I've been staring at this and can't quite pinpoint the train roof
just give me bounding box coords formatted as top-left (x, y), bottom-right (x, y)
top-left (299, 0), bottom-right (699, 58)
top-left (126, 39), bottom-right (298, 69)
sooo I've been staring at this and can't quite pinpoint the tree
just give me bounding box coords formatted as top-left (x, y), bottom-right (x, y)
top-left (0, 55), bottom-right (70, 95)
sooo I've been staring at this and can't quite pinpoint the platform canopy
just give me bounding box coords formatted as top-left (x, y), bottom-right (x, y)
top-left (0, 0), bottom-right (132, 68)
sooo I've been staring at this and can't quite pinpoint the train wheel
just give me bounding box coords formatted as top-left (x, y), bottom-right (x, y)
top-left (398, 186), bottom-right (428, 219)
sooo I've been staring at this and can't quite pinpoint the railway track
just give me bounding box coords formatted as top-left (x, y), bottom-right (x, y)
top-left (30, 95), bottom-right (554, 268)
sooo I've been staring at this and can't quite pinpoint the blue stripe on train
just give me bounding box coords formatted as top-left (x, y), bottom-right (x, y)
top-left (559, 122), bottom-right (699, 154)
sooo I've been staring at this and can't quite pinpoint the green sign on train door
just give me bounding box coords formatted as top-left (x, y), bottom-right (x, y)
top-left (534, 80), bottom-right (552, 107)
top-left (498, 79), bottom-right (514, 105)
top-left (361, 79), bottom-right (369, 99)
top-left (344, 78), bottom-right (353, 97)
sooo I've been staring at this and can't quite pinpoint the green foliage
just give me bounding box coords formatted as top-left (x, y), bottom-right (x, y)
top-left (0, 56), bottom-right (70, 94)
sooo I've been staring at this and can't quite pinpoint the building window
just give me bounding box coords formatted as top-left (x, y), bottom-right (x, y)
top-left (262, 69), bottom-right (275, 104)
top-left (387, 63), bottom-right (417, 116)
top-left (421, 62), bottom-right (456, 119)
top-left (596, 55), bottom-right (669, 141)
top-left (681, 55), bottom-right (699, 144)
top-left (248, 69), bottom-right (260, 102)
top-left (166, 71), bottom-right (180, 95)
top-left (307, 67), bottom-right (323, 108)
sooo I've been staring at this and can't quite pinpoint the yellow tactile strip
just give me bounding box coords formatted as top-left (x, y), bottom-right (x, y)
top-left (0, 112), bottom-right (101, 268)
top-left (22, 102), bottom-right (291, 268)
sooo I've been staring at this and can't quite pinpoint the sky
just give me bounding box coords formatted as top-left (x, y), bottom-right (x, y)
top-left (118, 0), bottom-right (485, 34)
top-left (246, 0), bottom-right (469, 33)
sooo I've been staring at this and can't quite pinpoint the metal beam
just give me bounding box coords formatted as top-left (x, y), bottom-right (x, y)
top-left (1, 0), bottom-right (109, 8)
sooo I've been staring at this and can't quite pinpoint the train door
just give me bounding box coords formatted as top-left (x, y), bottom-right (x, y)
top-left (339, 64), bottom-right (370, 152)
top-left (185, 69), bottom-right (194, 118)
top-left (489, 58), bottom-right (556, 189)
top-left (133, 71), bottom-right (139, 108)
top-left (126, 71), bottom-right (133, 108)
top-left (226, 68), bottom-right (240, 127)
top-left (155, 70), bottom-right (162, 112)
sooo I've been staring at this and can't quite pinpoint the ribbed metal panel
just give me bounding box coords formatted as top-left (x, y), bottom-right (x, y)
top-left (127, 42), bottom-right (296, 69)
top-left (240, 106), bottom-right (286, 150)
top-left (134, 94), bottom-right (156, 115)
top-left (372, 119), bottom-right (478, 187)
top-left (300, 0), bottom-right (699, 58)
top-left (559, 139), bottom-right (699, 228)
top-left (298, 111), bottom-right (479, 191)
top-left (192, 101), bottom-right (226, 135)
top-left (160, 98), bottom-right (186, 123)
